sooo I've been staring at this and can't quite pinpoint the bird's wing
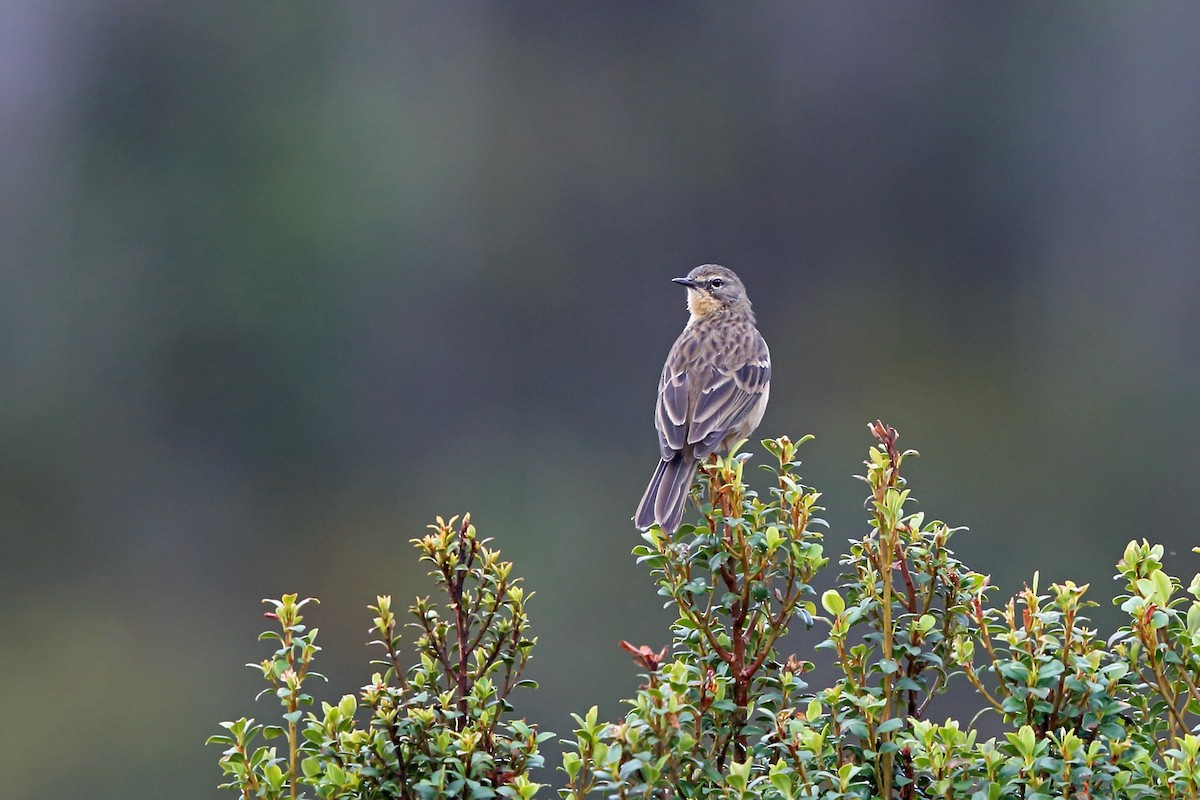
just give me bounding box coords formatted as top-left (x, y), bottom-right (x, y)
top-left (688, 331), bottom-right (771, 457)
top-left (655, 332), bottom-right (695, 458)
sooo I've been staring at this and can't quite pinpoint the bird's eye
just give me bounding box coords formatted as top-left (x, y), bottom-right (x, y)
top-left (709, 278), bottom-right (724, 289)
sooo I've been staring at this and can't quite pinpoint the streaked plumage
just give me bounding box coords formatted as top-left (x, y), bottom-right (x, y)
top-left (634, 265), bottom-right (771, 533)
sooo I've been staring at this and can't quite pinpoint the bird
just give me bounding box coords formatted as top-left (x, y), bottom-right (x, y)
top-left (634, 264), bottom-right (771, 533)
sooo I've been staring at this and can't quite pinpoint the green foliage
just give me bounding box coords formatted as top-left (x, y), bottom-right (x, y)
top-left (215, 424), bottom-right (1200, 799)
top-left (561, 434), bottom-right (828, 799)
top-left (561, 424), bottom-right (1200, 799)
top-left (210, 515), bottom-right (550, 800)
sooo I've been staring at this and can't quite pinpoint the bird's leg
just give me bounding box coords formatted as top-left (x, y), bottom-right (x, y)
top-left (708, 453), bottom-right (728, 505)
top-left (695, 455), bottom-right (723, 534)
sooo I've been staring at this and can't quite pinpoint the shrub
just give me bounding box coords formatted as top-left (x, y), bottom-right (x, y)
top-left (209, 515), bottom-right (549, 800)
top-left (214, 423), bottom-right (1200, 799)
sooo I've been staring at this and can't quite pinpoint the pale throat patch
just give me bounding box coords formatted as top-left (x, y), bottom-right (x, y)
top-left (687, 288), bottom-right (723, 321)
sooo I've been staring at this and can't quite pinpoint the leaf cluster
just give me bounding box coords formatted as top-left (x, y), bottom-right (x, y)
top-left (214, 425), bottom-right (1200, 800)
top-left (561, 425), bottom-right (1200, 799)
top-left (210, 515), bottom-right (549, 800)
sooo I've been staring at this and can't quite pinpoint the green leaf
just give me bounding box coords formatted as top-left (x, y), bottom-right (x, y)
top-left (1152, 569), bottom-right (1174, 605)
top-left (877, 717), bottom-right (905, 735)
top-left (821, 589), bottom-right (845, 616)
top-left (1187, 603), bottom-right (1200, 634)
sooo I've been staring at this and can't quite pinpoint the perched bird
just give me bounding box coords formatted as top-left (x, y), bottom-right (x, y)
top-left (634, 265), bottom-right (771, 533)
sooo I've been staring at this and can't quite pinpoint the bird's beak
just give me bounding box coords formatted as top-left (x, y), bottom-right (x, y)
top-left (672, 277), bottom-right (699, 288)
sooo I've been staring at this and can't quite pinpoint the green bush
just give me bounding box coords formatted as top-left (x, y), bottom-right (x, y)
top-left (209, 516), bottom-right (549, 800)
top-left (213, 423), bottom-right (1200, 798)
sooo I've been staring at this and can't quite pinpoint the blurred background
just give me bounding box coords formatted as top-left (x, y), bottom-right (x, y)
top-left (3, 3), bottom-right (1200, 797)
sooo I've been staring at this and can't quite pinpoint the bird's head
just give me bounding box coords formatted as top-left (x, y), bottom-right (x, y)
top-left (672, 264), bottom-right (751, 320)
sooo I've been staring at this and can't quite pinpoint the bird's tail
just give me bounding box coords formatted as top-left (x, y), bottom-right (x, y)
top-left (634, 455), bottom-right (697, 533)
